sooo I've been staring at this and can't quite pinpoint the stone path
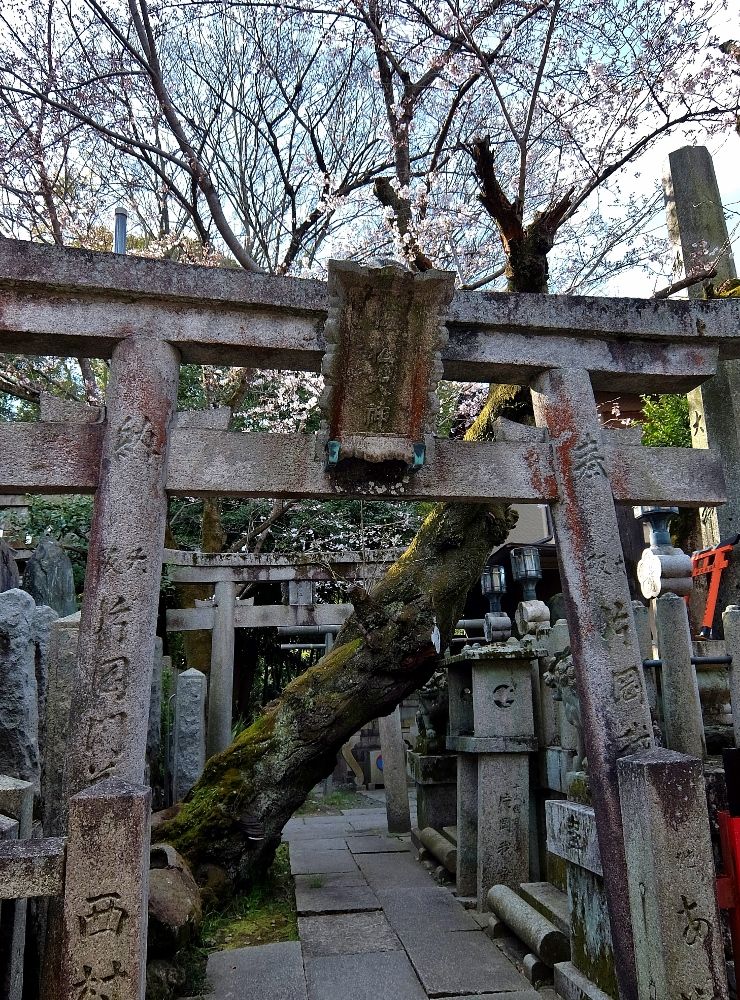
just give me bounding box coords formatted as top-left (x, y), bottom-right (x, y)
top-left (206, 792), bottom-right (555, 999)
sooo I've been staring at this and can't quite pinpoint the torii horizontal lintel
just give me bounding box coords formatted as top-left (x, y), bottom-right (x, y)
top-left (0, 237), bottom-right (736, 388)
top-left (165, 602), bottom-right (354, 631)
top-left (0, 422), bottom-right (725, 508)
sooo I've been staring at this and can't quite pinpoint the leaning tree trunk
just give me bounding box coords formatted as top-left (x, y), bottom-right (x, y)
top-left (159, 399), bottom-right (517, 886)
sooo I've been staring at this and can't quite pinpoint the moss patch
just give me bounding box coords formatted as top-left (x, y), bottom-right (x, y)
top-left (203, 844), bottom-right (298, 951)
top-left (297, 790), bottom-right (376, 815)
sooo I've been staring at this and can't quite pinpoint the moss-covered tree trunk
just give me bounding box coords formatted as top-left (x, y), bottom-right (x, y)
top-left (160, 401), bottom-right (516, 885)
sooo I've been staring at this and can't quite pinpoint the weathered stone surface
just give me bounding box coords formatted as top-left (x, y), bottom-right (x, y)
top-left (532, 365), bottom-right (654, 1000)
top-left (377, 707), bottom-right (410, 834)
top-left (173, 668), bottom-right (206, 802)
top-left (298, 911), bottom-right (402, 956)
top-left (618, 748), bottom-right (728, 1000)
top-left (407, 750), bottom-right (457, 831)
top-left (207, 579), bottom-right (236, 759)
top-left (22, 537), bottom-right (76, 616)
top-left (64, 337), bottom-right (179, 798)
top-left (554, 961), bottom-right (614, 1000)
top-left (5, 237), bottom-right (738, 382)
top-left (32, 603), bottom-right (57, 744)
top-left (59, 778), bottom-right (150, 1000)
top-left (477, 753), bottom-right (529, 899)
top-left (293, 873), bottom-right (380, 915)
top-left (344, 835), bottom-right (409, 854)
top-left (145, 958), bottom-right (186, 1000)
top-left (377, 886), bottom-right (479, 936)
top-left (568, 864), bottom-right (616, 997)
top-left (0, 836), bottom-right (66, 899)
top-left (289, 846), bottom-right (359, 876)
top-left (147, 637), bottom-right (163, 760)
top-left (41, 611), bottom-right (79, 835)
top-left (518, 882), bottom-right (569, 937)
top-left (0, 777), bottom-right (33, 1000)
top-left (723, 605), bottom-right (740, 744)
top-left (147, 844), bottom-right (202, 957)
top-left (0, 539), bottom-right (20, 593)
top-left (0, 589), bottom-right (40, 789)
top-left (417, 826), bottom-right (456, 873)
top-left (355, 851), bottom-right (435, 890)
top-left (403, 928), bottom-right (530, 996)
top-left (319, 260), bottom-right (454, 465)
top-left (304, 950), bottom-right (426, 1000)
top-left (545, 800), bottom-right (602, 877)
top-left (456, 753), bottom-right (478, 897)
top-left (208, 941), bottom-right (308, 1000)
top-left (487, 885), bottom-right (569, 965)
top-left (655, 593), bottom-right (705, 757)
top-left (665, 147), bottom-right (740, 587)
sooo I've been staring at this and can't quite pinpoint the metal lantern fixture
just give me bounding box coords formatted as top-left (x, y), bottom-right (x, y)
top-left (510, 546), bottom-right (542, 601)
top-left (633, 505), bottom-right (679, 548)
top-left (481, 563), bottom-right (507, 613)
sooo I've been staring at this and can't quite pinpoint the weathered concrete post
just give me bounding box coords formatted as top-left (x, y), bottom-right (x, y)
top-left (378, 706), bottom-right (411, 834)
top-left (532, 366), bottom-right (653, 1000)
top-left (723, 605), bottom-right (740, 745)
top-left (60, 778), bottom-right (150, 1000)
top-left (207, 580), bottom-right (236, 759)
top-left (65, 337), bottom-right (179, 795)
top-left (618, 748), bottom-right (728, 1000)
top-left (655, 593), bottom-right (706, 757)
top-left (173, 668), bottom-right (207, 802)
top-left (664, 146), bottom-right (740, 604)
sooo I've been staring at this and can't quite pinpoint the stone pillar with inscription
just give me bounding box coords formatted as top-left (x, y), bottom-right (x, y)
top-left (60, 778), bottom-right (150, 1000)
top-left (447, 644), bottom-right (538, 909)
top-left (174, 668), bottom-right (207, 802)
top-left (207, 580), bottom-right (236, 759)
top-left (378, 706), bottom-right (411, 834)
top-left (618, 748), bottom-right (728, 1000)
top-left (65, 337), bottom-right (179, 797)
top-left (664, 146), bottom-right (740, 608)
top-left (532, 366), bottom-right (654, 1000)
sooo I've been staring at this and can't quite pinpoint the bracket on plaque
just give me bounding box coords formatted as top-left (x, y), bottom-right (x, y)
top-left (319, 259), bottom-right (455, 475)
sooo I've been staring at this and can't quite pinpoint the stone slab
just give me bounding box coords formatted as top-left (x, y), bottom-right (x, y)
top-left (377, 886), bottom-right (480, 935)
top-left (403, 928), bottom-right (532, 996)
top-left (355, 851), bottom-right (436, 890)
top-left (545, 800), bottom-right (602, 876)
top-left (293, 873), bottom-right (380, 915)
top-left (207, 941), bottom-right (307, 1000)
top-left (518, 882), bottom-right (569, 937)
top-left (294, 837), bottom-right (349, 851)
top-left (304, 950), bottom-right (426, 1000)
top-left (298, 911), bottom-right (402, 956)
top-left (289, 847), bottom-right (359, 876)
top-left (345, 836), bottom-right (410, 854)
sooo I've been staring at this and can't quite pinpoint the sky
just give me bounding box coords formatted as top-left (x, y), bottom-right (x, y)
top-left (607, 0), bottom-right (740, 298)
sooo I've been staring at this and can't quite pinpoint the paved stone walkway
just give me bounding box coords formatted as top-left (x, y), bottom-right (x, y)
top-left (206, 792), bottom-right (555, 999)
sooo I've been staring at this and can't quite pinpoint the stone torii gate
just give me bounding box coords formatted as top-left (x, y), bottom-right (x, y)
top-left (0, 236), bottom-right (736, 999)
top-left (163, 547), bottom-right (400, 757)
